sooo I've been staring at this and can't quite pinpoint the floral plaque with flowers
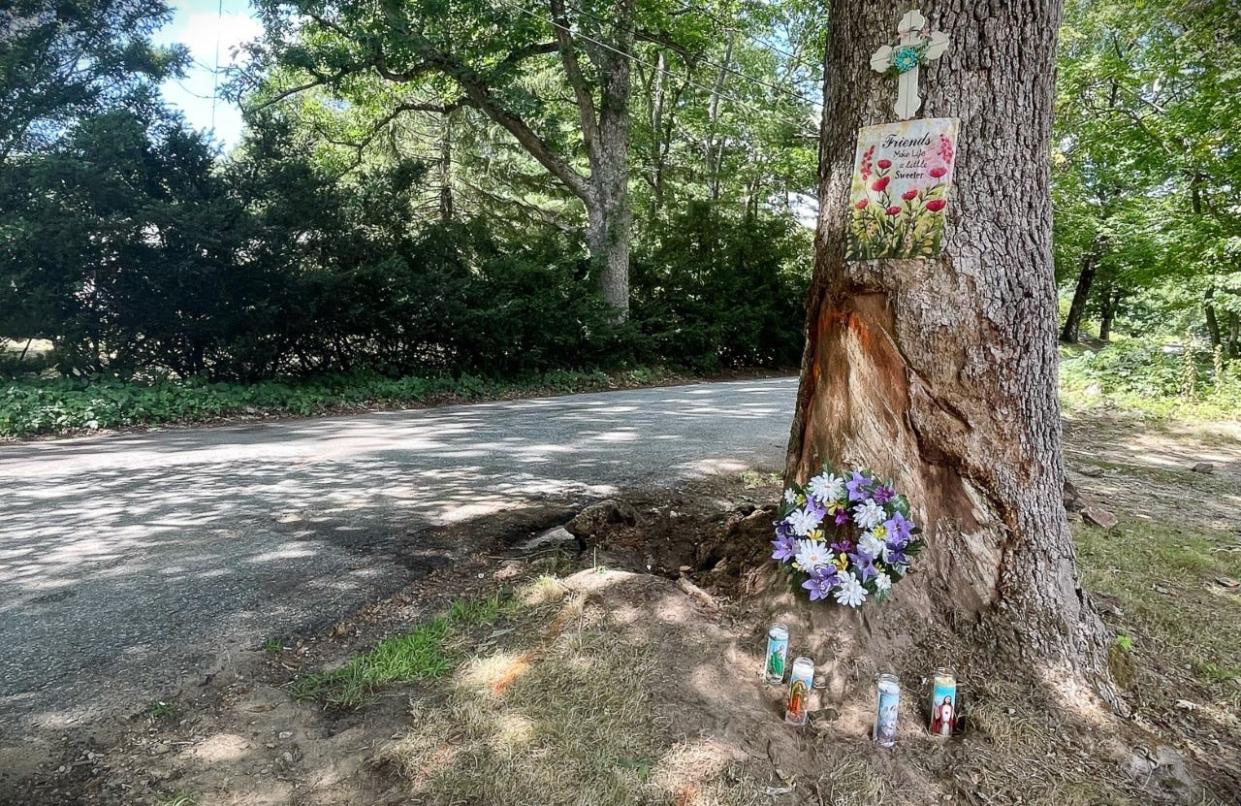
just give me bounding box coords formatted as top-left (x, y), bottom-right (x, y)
top-left (771, 466), bottom-right (924, 608)
top-left (845, 118), bottom-right (959, 261)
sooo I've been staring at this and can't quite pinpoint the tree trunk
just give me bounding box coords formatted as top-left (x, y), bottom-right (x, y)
top-left (785, 0), bottom-right (1118, 707)
top-left (439, 110), bottom-right (454, 223)
top-left (547, 0), bottom-right (633, 316)
top-left (1099, 287), bottom-right (1120, 342)
top-left (585, 190), bottom-right (631, 314)
top-left (704, 35), bottom-right (735, 203)
top-left (1061, 250), bottom-right (1097, 343)
top-left (1204, 287), bottom-right (1221, 350)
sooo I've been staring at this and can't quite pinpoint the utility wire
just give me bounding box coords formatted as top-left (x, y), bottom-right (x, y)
top-left (503, 0), bottom-right (819, 139)
top-left (210, 0), bottom-right (224, 132)
top-left (673, 0), bottom-right (799, 60)
top-left (554, 0), bottom-right (820, 106)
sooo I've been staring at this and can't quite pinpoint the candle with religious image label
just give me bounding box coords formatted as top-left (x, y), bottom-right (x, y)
top-left (873, 673), bottom-right (900, 747)
top-left (764, 624), bottom-right (789, 684)
top-left (784, 656), bottom-right (815, 726)
top-left (929, 667), bottom-right (957, 737)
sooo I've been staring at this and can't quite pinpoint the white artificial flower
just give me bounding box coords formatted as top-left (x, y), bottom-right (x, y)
top-left (853, 498), bottom-right (886, 530)
top-left (834, 572), bottom-right (868, 608)
top-left (874, 571), bottom-right (892, 593)
top-left (786, 505), bottom-right (824, 537)
top-left (859, 532), bottom-right (885, 558)
top-left (807, 472), bottom-right (845, 504)
top-left (794, 539), bottom-right (833, 573)
top-left (784, 489), bottom-right (798, 504)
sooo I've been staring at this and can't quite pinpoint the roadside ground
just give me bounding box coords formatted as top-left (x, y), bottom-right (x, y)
top-left (2, 412), bottom-right (1239, 806)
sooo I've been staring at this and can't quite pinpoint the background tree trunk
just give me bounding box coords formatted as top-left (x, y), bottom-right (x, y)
top-left (1061, 250), bottom-right (1098, 343)
top-left (1099, 286), bottom-right (1121, 341)
top-left (1204, 287), bottom-right (1221, 349)
top-left (784, 0), bottom-right (1118, 707)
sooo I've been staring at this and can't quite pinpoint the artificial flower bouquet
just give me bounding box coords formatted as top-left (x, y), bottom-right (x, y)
top-left (771, 466), bottom-right (924, 608)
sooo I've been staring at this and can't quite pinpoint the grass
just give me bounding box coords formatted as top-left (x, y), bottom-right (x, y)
top-left (1075, 520), bottom-right (1241, 696)
top-left (146, 700), bottom-right (176, 720)
top-left (0, 366), bottom-right (686, 439)
top-left (381, 611), bottom-right (673, 804)
top-left (290, 592), bottom-right (515, 708)
top-left (154, 794), bottom-right (197, 806)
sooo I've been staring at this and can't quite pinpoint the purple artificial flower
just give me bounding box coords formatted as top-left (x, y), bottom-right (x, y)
top-left (873, 485), bottom-right (895, 504)
top-left (849, 551), bottom-right (877, 581)
top-left (774, 521), bottom-right (794, 541)
top-left (771, 533), bottom-right (797, 562)
top-left (846, 471), bottom-right (871, 502)
top-left (834, 509), bottom-right (849, 526)
top-left (881, 542), bottom-right (907, 566)
top-left (831, 538), bottom-right (854, 554)
top-left (804, 496), bottom-right (827, 521)
top-left (801, 567), bottom-right (839, 601)
top-left (884, 511), bottom-right (914, 544)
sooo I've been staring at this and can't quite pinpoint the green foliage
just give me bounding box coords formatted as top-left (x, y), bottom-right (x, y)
top-left (290, 592), bottom-right (514, 709)
top-left (146, 700), bottom-right (176, 720)
top-left (0, 366), bottom-right (685, 438)
top-left (0, 0), bottom-right (186, 157)
top-left (1060, 338), bottom-right (1241, 420)
top-left (1054, 0), bottom-right (1241, 351)
top-left (631, 203), bottom-right (810, 371)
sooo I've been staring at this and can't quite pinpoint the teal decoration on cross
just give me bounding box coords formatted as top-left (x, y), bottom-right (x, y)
top-left (892, 45), bottom-right (923, 74)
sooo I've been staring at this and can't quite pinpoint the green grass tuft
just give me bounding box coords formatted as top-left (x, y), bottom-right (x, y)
top-left (146, 700), bottom-right (176, 720)
top-left (290, 593), bottom-right (515, 708)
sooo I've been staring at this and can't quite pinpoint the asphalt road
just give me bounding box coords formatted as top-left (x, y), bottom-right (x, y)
top-left (0, 376), bottom-right (796, 732)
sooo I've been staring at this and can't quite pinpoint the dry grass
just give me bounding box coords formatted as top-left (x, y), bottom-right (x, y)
top-left (382, 609), bottom-right (670, 804)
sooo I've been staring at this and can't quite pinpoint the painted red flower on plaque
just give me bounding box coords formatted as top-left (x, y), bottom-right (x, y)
top-left (902, 189), bottom-right (918, 201)
top-left (855, 198), bottom-right (869, 210)
top-left (938, 134), bottom-right (954, 164)
top-left (872, 176), bottom-right (891, 192)
top-left (860, 145), bottom-right (876, 180)
top-left (926, 199), bottom-right (947, 212)
top-left (877, 159), bottom-right (892, 169)
top-left (929, 166), bottom-right (948, 179)
top-left (886, 206), bottom-right (901, 216)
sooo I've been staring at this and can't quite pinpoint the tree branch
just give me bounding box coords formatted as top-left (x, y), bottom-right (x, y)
top-left (548, 0), bottom-right (600, 161)
top-left (447, 65), bottom-right (590, 202)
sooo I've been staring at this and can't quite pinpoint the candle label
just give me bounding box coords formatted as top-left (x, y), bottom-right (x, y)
top-left (930, 673), bottom-right (957, 736)
top-left (764, 625), bottom-right (789, 684)
top-left (874, 677), bottom-right (900, 747)
top-left (784, 657), bottom-right (815, 726)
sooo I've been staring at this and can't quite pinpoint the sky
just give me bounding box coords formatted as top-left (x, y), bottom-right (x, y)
top-left (153, 0), bottom-right (263, 149)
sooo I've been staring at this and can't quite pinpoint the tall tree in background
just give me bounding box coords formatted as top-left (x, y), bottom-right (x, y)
top-left (1053, 0), bottom-right (1241, 347)
top-left (786, 0), bottom-right (1117, 702)
top-left (0, 0), bottom-right (186, 160)
top-left (243, 0), bottom-right (697, 315)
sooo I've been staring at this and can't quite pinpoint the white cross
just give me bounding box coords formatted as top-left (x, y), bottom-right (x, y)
top-left (870, 10), bottom-right (949, 120)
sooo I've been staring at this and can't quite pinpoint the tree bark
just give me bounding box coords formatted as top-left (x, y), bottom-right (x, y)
top-left (1061, 250), bottom-right (1097, 343)
top-left (439, 110), bottom-right (454, 223)
top-left (786, 0), bottom-right (1118, 707)
top-left (550, 0), bottom-right (633, 316)
top-left (1102, 289), bottom-right (1121, 340)
top-left (1204, 287), bottom-right (1221, 350)
top-left (1099, 286), bottom-right (1121, 342)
